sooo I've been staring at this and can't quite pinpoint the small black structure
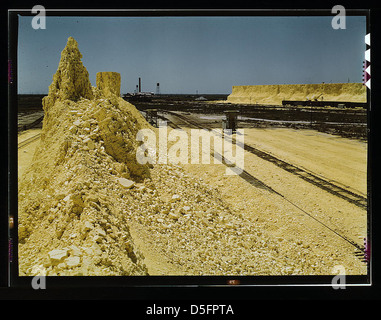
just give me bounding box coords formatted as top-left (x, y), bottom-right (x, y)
top-left (145, 109), bottom-right (158, 127)
top-left (223, 110), bottom-right (238, 133)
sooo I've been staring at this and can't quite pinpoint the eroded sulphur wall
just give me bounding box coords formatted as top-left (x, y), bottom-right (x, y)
top-left (227, 83), bottom-right (367, 105)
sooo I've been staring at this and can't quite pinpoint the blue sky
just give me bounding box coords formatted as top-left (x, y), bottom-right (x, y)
top-left (17, 15), bottom-right (366, 94)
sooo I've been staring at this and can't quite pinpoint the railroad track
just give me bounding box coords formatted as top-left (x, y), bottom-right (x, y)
top-left (164, 111), bottom-right (367, 210)
top-left (18, 133), bottom-right (41, 149)
top-left (18, 115), bottom-right (44, 132)
top-left (161, 110), bottom-right (367, 259)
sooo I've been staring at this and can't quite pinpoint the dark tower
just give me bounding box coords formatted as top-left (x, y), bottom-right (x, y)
top-left (138, 77), bottom-right (141, 93)
top-left (156, 82), bottom-right (160, 95)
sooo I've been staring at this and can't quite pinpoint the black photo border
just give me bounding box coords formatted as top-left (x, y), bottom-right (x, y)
top-left (5, 6), bottom-right (379, 300)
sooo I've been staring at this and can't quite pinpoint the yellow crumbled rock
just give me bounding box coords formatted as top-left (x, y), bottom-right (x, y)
top-left (42, 37), bottom-right (93, 112)
top-left (96, 72), bottom-right (121, 97)
top-left (227, 83), bottom-right (367, 105)
top-left (18, 36), bottom-right (364, 277)
top-left (18, 37), bottom-right (150, 276)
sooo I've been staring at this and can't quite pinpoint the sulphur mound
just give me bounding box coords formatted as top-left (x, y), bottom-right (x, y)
top-left (18, 37), bottom-right (352, 276)
top-left (227, 83), bottom-right (367, 105)
top-left (18, 37), bottom-right (151, 276)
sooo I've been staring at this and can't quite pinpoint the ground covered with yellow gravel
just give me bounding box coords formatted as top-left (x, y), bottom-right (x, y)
top-left (18, 37), bottom-right (368, 277)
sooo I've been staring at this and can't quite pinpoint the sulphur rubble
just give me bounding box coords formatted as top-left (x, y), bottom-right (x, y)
top-left (18, 37), bottom-right (363, 276)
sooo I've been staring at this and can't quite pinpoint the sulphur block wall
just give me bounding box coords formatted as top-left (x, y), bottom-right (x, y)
top-left (96, 72), bottom-right (121, 97)
top-left (227, 83), bottom-right (367, 105)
